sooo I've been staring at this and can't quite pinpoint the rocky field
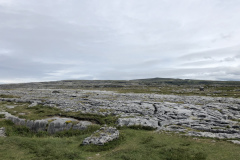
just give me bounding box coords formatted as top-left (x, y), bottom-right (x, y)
top-left (1, 79), bottom-right (240, 159)
top-left (0, 80), bottom-right (240, 140)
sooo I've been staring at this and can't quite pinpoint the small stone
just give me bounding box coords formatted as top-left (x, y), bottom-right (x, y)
top-left (0, 127), bottom-right (6, 137)
top-left (28, 102), bottom-right (38, 108)
top-left (6, 105), bottom-right (15, 109)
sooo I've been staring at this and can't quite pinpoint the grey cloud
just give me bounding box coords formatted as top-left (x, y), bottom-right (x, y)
top-left (179, 45), bottom-right (240, 60)
top-left (1, 0), bottom-right (240, 82)
top-left (180, 60), bottom-right (215, 67)
top-left (0, 54), bottom-right (71, 80)
top-left (97, 65), bottom-right (240, 81)
top-left (222, 57), bottom-right (236, 62)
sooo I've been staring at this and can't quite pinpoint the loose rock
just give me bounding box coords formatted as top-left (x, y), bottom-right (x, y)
top-left (0, 127), bottom-right (6, 137)
top-left (82, 126), bottom-right (119, 145)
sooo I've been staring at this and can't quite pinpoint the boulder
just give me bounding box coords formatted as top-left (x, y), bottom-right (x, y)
top-left (47, 118), bottom-right (93, 134)
top-left (32, 120), bottom-right (48, 132)
top-left (72, 121), bottom-right (92, 130)
top-left (6, 115), bottom-right (26, 126)
top-left (47, 120), bottom-right (68, 134)
top-left (28, 102), bottom-right (38, 108)
top-left (26, 120), bottom-right (34, 129)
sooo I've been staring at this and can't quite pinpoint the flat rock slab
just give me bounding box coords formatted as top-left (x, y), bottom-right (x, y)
top-left (0, 112), bottom-right (12, 117)
top-left (44, 116), bottom-right (80, 122)
top-left (82, 126), bottom-right (119, 145)
top-left (117, 117), bottom-right (159, 129)
top-left (228, 140), bottom-right (240, 145)
top-left (6, 105), bottom-right (15, 109)
top-left (46, 117), bottom-right (92, 134)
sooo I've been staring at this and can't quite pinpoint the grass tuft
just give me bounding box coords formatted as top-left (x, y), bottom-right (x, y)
top-left (0, 114), bottom-right (5, 118)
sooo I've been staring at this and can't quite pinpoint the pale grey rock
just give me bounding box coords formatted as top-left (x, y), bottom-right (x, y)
top-left (6, 105), bottom-right (15, 109)
top-left (28, 102), bottom-right (38, 108)
top-left (0, 112), bottom-right (12, 118)
top-left (117, 117), bottom-right (159, 128)
top-left (6, 115), bottom-right (26, 126)
top-left (45, 117), bottom-right (93, 134)
top-left (47, 120), bottom-right (67, 134)
top-left (228, 140), bottom-right (240, 145)
top-left (26, 120), bottom-right (34, 129)
top-left (32, 120), bottom-right (48, 132)
top-left (0, 127), bottom-right (6, 137)
top-left (72, 121), bottom-right (92, 130)
top-left (1, 88), bottom-right (240, 139)
top-left (82, 126), bottom-right (119, 145)
top-left (187, 131), bottom-right (240, 139)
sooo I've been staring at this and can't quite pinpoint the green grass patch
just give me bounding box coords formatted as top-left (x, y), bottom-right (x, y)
top-left (0, 136), bottom-right (85, 160)
top-left (231, 119), bottom-right (240, 122)
top-left (6, 104), bottom-right (61, 120)
top-left (1, 120), bottom-right (240, 160)
top-left (100, 128), bottom-right (240, 160)
top-left (5, 104), bottom-right (119, 125)
top-left (0, 94), bottom-right (20, 98)
top-left (0, 114), bottom-right (5, 118)
top-left (118, 125), bottom-right (157, 131)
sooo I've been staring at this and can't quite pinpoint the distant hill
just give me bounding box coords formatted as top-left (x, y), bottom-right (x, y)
top-left (0, 78), bottom-right (240, 90)
top-left (132, 77), bottom-right (240, 86)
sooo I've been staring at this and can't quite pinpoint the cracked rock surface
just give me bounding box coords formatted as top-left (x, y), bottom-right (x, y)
top-left (0, 89), bottom-right (240, 139)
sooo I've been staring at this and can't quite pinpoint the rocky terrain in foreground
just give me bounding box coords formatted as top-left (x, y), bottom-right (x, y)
top-left (0, 88), bottom-right (240, 139)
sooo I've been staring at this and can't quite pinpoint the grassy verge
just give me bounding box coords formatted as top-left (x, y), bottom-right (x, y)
top-left (99, 129), bottom-right (240, 160)
top-left (1, 121), bottom-right (240, 160)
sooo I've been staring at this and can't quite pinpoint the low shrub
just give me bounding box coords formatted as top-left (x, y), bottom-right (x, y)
top-left (53, 125), bottom-right (100, 138)
top-left (128, 125), bottom-right (156, 131)
top-left (0, 94), bottom-right (19, 98)
top-left (0, 114), bottom-right (5, 118)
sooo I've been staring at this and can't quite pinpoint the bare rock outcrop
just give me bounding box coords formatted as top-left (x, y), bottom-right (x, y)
top-left (117, 117), bottom-right (159, 129)
top-left (1, 88), bottom-right (240, 139)
top-left (4, 114), bottom-right (93, 134)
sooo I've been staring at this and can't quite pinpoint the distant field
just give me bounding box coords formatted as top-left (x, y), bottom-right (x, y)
top-left (2, 78), bottom-right (239, 98)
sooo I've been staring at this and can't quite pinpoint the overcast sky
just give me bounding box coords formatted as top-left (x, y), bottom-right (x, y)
top-left (0, 0), bottom-right (240, 83)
